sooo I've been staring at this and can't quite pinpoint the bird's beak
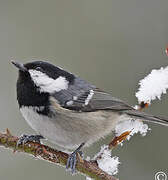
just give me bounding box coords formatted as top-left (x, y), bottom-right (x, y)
top-left (11, 61), bottom-right (28, 72)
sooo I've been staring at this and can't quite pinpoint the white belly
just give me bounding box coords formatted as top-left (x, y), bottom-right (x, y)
top-left (20, 106), bottom-right (125, 149)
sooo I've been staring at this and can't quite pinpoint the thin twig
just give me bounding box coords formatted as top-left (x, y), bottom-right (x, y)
top-left (0, 129), bottom-right (118, 180)
top-left (94, 131), bottom-right (131, 161)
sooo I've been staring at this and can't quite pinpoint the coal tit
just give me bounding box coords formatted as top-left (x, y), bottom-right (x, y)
top-left (12, 60), bottom-right (168, 172)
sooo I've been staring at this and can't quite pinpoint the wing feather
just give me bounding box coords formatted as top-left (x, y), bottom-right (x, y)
top-left (79, 89), bottom-right (133, 111)
top-left (51, 76), bottom-right (133, 112)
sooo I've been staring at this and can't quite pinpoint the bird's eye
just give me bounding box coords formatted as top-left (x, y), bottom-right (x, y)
top-left (35, 67), bottom-right (42, 71)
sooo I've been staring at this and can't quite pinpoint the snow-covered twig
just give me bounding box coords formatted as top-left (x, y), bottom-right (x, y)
top-left (136, 66), bottom-right (168, 104)
top-left (115, 119), bottom-right (150, 140)
top-left (95, 145), bottom-right (120, 176)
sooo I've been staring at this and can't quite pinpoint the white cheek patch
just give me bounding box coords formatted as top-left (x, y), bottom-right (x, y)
top-left (29, 70), bottom-right (69, 93)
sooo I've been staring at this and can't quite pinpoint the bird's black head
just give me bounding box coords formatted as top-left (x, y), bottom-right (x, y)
top-left (12, 61), bottom-right (75, 112)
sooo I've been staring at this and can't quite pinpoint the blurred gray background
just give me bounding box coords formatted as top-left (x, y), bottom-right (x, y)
top-left (0, 0), bottom-right (167, 180)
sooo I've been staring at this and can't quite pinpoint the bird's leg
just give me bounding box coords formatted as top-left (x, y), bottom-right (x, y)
top-left (16, 134), bottom-right (44, 148)
top-left (66, 142), bottom-right (85, 173)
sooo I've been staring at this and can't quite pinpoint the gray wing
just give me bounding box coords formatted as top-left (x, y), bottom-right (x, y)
top-left (81, 89), bottom-right (134, 111)
top-left (52, 76), bottom-right (133, 112)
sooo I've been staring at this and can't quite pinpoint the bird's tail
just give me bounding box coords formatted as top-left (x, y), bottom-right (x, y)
top-left (125, 110), bottom-right (168, 126)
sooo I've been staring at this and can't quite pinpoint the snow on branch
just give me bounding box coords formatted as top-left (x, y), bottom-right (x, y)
top-left (136, 48), bottom-right (168, 105)
top-left (115, 119), bottom-right (150, 140)
top-left (92, 119), bottom-right (150, 180)
top-left (95, 145), bottom-right (120, 176)
top-left (136, 66), bottom-right (168, 104)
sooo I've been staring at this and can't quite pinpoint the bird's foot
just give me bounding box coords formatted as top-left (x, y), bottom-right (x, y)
top-left (16, 134), bottom-right (44, 148)
top-left (66, 142), bottom-right (85, 174)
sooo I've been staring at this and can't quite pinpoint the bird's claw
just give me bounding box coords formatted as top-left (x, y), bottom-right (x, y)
top-left (66, 143), bottom-right (85, 174)
top-left (16, 134), bottom-right (44, 148)
top-left (66, 151), bottom-right (78, 174)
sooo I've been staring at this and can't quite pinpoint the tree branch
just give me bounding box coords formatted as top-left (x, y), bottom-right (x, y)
top-left (0, 129), bottom-right (118, 180)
